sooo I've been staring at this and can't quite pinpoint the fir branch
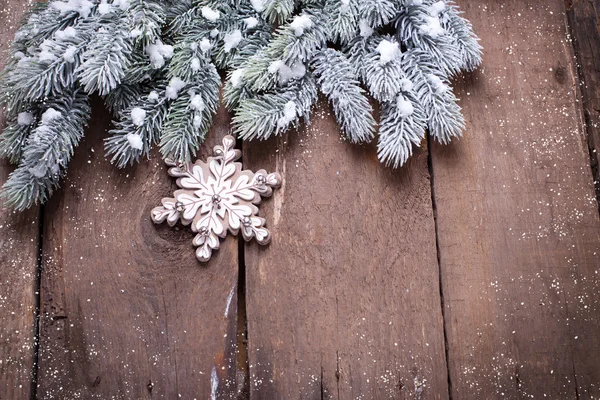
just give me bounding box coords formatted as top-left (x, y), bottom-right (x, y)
top-left (402, 49), bottom-right (464, 143)
top-left (0, 111), bottom-right (39, 164)
top-left (395, 2), bottom-right (463, 76)
top-left (105, 84), bottom-right (170, 168)
top-left (165, 0), bottom-right (198, 36)
top-left (103, 82), bottom-right (147, 115)
top-left (1, 16), bottom-right (95, 112)
top-left (129, 0), bottom-right (166, 48)
top-left (263, 0), bottom-right (295, 24)
top-left (356, 35), bottom-right (407, 103)
top-left (14, 2), bottom-right (81, 49)
top-left (1, 89), bottom-right (90, 211)
top-left (359, 0), bottom-right (396, 28)
top-left (77, 11), bottom-right (133, 96)
top-left (325, 0), bottom-right (359, 45)
top-left (311, 48), bottom-right (375, 143)
top-left (242, 10), bottom-right (328, 92)
top-left (377, 90), bottom-right (427, 168)
top-left (159, 67), bottom-right (221, 163)
top-left (233, 75), bottom-right (318, 140)
top-left (442, 2), bottom-right (482, 72)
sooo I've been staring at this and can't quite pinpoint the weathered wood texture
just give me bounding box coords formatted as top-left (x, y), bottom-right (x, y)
top-left (243, 104), bottom-right (449, 399)
top-left (432, 1), bottom-right (600, 398)
top-left (0, 2), bottom-right (40, 399)
top-left (36, 102), bottom-right (241, 399)
top-left (567, 0), bottom-right (600, 204)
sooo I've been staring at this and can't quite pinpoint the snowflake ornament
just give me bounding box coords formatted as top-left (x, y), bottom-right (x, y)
top-left (151, 135), bottom-right (281, 262)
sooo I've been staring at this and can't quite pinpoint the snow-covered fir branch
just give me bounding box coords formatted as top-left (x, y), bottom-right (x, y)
top-left (0, 0), bottom-right (482, 210)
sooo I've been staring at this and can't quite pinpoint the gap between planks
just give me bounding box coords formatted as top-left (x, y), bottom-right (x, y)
top-left (564, 0), bottom-right (600, 217)
top-left (237, 136), bottom-right (251, 398)
top-left (427, 133), bottom-right (453, 400)
top-left (29, 206), bottom-right (44, 400)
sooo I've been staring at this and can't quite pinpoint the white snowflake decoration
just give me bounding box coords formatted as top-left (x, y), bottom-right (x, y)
top-left (151, 135), bottom-right (281, 262)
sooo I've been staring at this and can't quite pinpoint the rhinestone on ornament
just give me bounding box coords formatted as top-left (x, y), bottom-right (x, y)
top-left (151, 135), bottom-right (282, 263)
top-left (255, 174), bottom-right (266, 185)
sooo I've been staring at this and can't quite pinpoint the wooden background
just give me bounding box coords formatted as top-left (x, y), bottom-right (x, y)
top-left (2, 0), bottom-right (600, 399)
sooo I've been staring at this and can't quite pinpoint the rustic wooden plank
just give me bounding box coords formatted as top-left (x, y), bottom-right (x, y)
top-left (0, 2), bottom-right (41, 399)
top-left (431, 1), bottom-right (600, 398)
top-left (36, 102), bottom-right (241, 398)
top-left (243, 103), bottom-right (448, 399)
top-left (567, 0), bottom-right (600, 206)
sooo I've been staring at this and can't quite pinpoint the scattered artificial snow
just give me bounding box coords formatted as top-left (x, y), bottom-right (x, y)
top-left (39, 50), bottom-right (57, 62)
top-left (14, 51), bottom-right (25, 59)
top-left (427, 74), bottom-right (448, 94)
top-left (17, 112), bottom-right (34, 126)
top-left (165, 77), bottom-right (186, 99)
top-left (130, 107), bottom-right (146, 126)
top-left (396, 95), bottom-right (414, 117)
top-left (29, 164), bottom-right (48, 178)
top-left (189, 42), bottom-right (198, 51)
top-left (41, 108), bottom-right (61, 124)
top-left (250, 0), bottom-right (265, 12)
top-left (63, 45), bottom-right (77, 63)
top-left (190, 94), bottom-right (205, 112)
top-left (282, 63), bottom-right (305, 84)
top-left (268, 60), bottom-right (306, 84)
top-left (55, 27), bottom-right (77, 40)
top-left (126, 133), bottom-right (144, 150)
top-left (400, 78), bottom-right (414, 92)
top-left (290, 15), bottom-right (313, 36)
top-left (419, 15), bottom-right (444, 37)
top-left (193, 115), bottom-right (202, 128)
top-left (191, 57), bottom-right (201, 72)
top-left (223, 30), bottom-right (242, 53)
top-left (230, 68), bottom-right (245, 88)
top-left (420, 2), bottom-right (446, 38)
top-left (201, 6), bottom-right (220, 22)
top-left (376, 39), bottom-right (400, 65)
top-left (210, 29), bottom-right (219, 38)
top-left (268, 60), bottom-right (284, 74)
top-left (277, 101), bottom-right (296, 128)
top-left (130, 28), bottom-right (142, 38)
top-left (340, 0), bottom-right (350, 11)
top-left (38, 40), bottom-right (57, 62)
top-left (200, 38), bottom-right (212, 52)
top-left (148, 91), bottom-right (159, 101)
top-left (97, 0), bottom-right (111, 15)
top-left (429, 1), bottom-right (446, 15)
top-left (407, 0), bottom-right (423, 5)
top-left (146, 40), bottom-right (174, 68)
top-left (359, 19), bottom-right (373, 38)
top-left (244, 17), bottom-right (259, 29)
top-left (50, 0), bottom-right (94, 17)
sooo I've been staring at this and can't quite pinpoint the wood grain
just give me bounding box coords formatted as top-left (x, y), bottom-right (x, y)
top-left (243, 103), bottom-right (449, 399)
top-left (431, 1), bottom-right (600, 398)
top-left (36, 101), bottom-right (241, 399)
top-left (567, 0), bottom-right (600, 207)
top-left (0, 2), bottom-right (41, 399)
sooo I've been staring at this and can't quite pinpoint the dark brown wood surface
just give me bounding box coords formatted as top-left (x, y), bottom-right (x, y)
top-left (0, 2), bottom-right (40, 399)
top-left (431, 1), bottom-right (600, 398)
top-left (243, 105), bottom-right (449, 399)
top-left (36, 102), bottom-right (241, 399)
top-left (2, 0), bottom-right (600, 399)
